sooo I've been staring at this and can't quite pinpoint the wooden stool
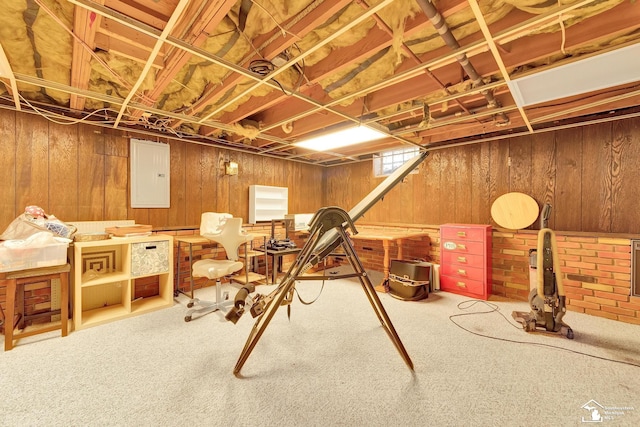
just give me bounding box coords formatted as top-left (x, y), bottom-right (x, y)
top-left (1, 263), bottom-right (70, 351)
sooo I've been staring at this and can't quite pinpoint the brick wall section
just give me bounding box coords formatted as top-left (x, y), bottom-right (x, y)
top-left (491, 231), bottom-right (538, 300)
top-left (348, 224), bottom-right (438, 272)
top-left (23, 280), bottom-right (53, 325)
top-left (340, 224), bottom-right (639, 326)
top-left (4, 224), bottom-right (637, 327)
top-left (156, 223), bottom-right (275, 296)
top-left (350, 235), bottom-right (431, 272)
top-left (163, 224), bottom-right (640, 325)
top-left (5, 278), bottom-right (61, 327)
top-left (491, 231), bottom-right (639, 325)
top-left (133, 275), bottom-right (160, 299)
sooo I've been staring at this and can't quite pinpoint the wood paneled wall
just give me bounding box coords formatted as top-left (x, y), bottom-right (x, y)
top-left (324, 117), bottom-right (640, 234)
top-left (2, 109), bottom-right (640, 235)
top-left (0, 109), bottom-right (324, 230)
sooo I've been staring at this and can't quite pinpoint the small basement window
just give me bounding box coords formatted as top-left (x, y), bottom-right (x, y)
top-left (373, 147), bottom-right (420, 177)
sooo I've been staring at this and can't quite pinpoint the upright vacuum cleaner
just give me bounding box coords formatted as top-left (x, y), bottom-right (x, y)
top-left (512, 204), bottom-right (574, 339)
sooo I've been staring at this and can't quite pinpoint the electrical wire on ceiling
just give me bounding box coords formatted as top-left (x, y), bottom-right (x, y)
top-left (0, 95), bottom-right (333, 164)
top-left (248, 59), bottom-right (276, 76)
top-left (14, 94), bottom-right (120, 126)
top-left (557, 0), bottom-right (567, 55)
top-left (240, 1), bottom-right (308, 99)
top-left (248, 49), bottom-right (306, 97)
top-left (4, 94), bottom-right (221, 142)
top-left (449, 300), bottom-right (640, 369)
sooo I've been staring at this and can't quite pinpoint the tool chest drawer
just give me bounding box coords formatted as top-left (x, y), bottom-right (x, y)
top-left (439, 276), bottom-right (486, 298)
top-left (441, 225), bottom-right (487, 242)
top-left (442, 264), bottom-right (485, 282)
top-left (440, 251), bottom-right (484, 269)
top-left (440, 224), bottom-right (492, 300)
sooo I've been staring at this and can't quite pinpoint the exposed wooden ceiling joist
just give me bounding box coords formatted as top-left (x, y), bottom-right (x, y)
top-left (0, 0), bottom-right (638, 166)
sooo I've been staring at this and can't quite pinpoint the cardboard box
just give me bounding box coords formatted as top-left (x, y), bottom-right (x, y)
top-left (0, 241), bottom-right (69, 273)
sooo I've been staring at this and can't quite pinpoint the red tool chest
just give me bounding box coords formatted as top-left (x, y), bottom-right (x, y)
top-left (439, 224), bottom-right (492, 300)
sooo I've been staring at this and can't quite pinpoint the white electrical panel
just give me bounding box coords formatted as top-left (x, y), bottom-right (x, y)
top-left (130, 139), bottom-right (170, 208)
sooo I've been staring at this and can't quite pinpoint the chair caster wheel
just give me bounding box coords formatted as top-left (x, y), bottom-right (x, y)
top-left (567, 328), bottom-right (574, 339)
top-left (184, 315), bottom-right (192, 322)
top-left (187, 302), bottom-right (194, 308)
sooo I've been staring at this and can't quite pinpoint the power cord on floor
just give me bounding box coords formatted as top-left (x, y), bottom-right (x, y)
top-left (449, 300), bottom-right (640, 368)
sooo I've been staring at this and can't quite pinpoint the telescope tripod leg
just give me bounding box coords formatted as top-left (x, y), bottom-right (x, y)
top-left (233, 222), bottom-right (413, 376)
top-left (234, 232), bottom-right (321, 376)
top-left (341, 233), bottom-right (414, 371)
top-left (233, 275), bottom-right (297, 376)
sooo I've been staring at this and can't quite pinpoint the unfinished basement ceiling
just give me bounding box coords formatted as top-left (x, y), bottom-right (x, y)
top-left (0, 0), bottom-right (639, 165)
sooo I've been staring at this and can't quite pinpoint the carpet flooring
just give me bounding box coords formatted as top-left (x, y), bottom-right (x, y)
top-left (2, 268), bottom-right (639, 426)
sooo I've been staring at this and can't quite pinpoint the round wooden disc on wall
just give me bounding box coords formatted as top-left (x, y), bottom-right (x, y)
top-left (491, 192), bottom-right (539, 230)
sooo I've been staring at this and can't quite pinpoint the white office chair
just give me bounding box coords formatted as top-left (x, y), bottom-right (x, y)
top-left (199, 212), bottom-right (232, 236)
top-left (184, 217), bottom-right (252, 322)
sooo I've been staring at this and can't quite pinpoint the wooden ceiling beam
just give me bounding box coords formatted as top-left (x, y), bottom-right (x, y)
top-left (126, 0), bottom-right (236, 120)
top-left (373, 86), bottom-right (640, 146)
top-left (215, 0), bottom-right (470, 128)
top-left (257, 1), bottom-right (640, 142)
top-left (0, 44), bottom-right (20, 111)
top-left (70, 2), bottom-right (104, 111)
top-left (498, 0), bottom-right (640, 71)
top-left (99, 17), bottom-right (160, 51)
top-left (211, 17), bottom-right (430, 128)
top-left (370, 16), bottom-right (640, 115)
top-left (174, 0), bottom-right (353, 127)
top-left (94, 32), bottom-right (165, 68)
top-left (302, 1), bottom-right (462, 84)
top-left (526, 85), bottom-right (640, 124)
top-left (104, 0), bottom-right (170, 29)
top-left (468, 0), bottom-right (532, 132)
top-left (250, 7), bottom-right (533, 131)
top-left (112, 0), bottom-right (191, 127)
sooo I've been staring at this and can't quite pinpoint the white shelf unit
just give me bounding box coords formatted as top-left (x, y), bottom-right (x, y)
top-left (73, 235), bottom-right (173, 330)
top-left (249, 185), bottom-right (288, 224)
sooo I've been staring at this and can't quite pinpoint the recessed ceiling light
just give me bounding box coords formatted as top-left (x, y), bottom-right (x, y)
top-left (508, 43), bottom-right (640, 107)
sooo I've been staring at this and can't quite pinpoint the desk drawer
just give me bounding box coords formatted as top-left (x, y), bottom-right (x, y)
top-left (131, 241), bottom-right (170, 277)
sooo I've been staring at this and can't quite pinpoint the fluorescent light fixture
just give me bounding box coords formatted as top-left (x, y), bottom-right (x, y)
top-left (508, 43), bottom-right (640, 107)
top-left (293, 125), bottom-right (388, 151)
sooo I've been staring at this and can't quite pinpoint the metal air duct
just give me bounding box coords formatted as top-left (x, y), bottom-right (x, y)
top-left (416, 0), bottom-right (509, 125)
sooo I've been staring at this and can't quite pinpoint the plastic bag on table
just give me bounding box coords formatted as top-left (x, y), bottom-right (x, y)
top-left (1, 231), bottom-right (71, 248)
top-left (0, 209), bottom-right (76, 241)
